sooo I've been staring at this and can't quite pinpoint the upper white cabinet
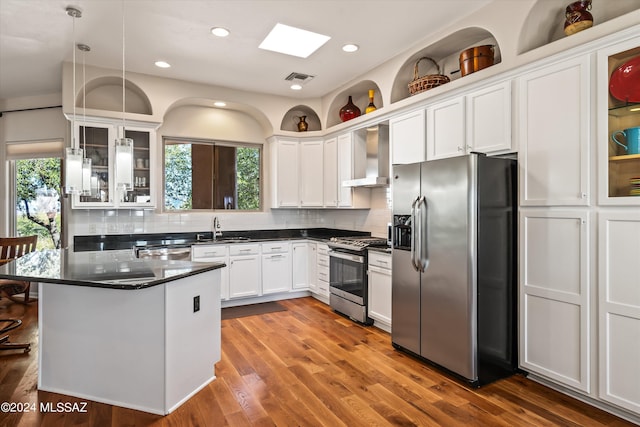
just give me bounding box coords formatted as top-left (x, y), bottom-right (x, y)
top-left (466, 81), bottom-right (513, 154)
top-left (426, 96), bottom-right (465, 160)
top-left (271, 138), bottom-right (299, 208)
top-left (389, 109), bottom-right (426, 164)
top-left (596, 37), bottom-right (640, 206)
top-left (598, 211), bottom-right (640, 414)
top-left (323, 137), bottom-right (338, 207)
top-left (71, 118), bottom-right (157, 209)
top-left (299, 139), bottom-right (324, 207)
top-left (518, 55), bottom-right (591, 206)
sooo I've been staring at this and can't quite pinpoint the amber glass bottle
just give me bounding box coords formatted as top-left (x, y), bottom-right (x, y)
top-left (365, 89), bottom-right (377, 114)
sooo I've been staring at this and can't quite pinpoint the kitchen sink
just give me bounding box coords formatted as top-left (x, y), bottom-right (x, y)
top-left (213, 237), bottom-right (251, 243)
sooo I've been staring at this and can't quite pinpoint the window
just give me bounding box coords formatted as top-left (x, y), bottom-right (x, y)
top-left (163, 138), bottom-right (261, 211)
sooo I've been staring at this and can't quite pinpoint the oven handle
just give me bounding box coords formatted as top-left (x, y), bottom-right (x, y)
top-left (328, 250), bottom-right (364, 264)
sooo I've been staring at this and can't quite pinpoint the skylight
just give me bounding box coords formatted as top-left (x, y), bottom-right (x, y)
top-left (259, 23), bottom-right (330, 58)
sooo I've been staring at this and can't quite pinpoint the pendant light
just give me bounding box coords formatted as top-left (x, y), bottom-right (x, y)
top-left (115, 0), bottom-right (134, 192)
top-left (63, 7), bottom-right (83, 195)
top-left (78, 43), bottom-right (95, 197)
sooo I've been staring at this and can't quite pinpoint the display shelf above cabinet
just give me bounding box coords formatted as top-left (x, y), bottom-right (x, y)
top-left (280, 105), bottom-right (321, 132)
top-left (326, 80), bottom-right (382, 128)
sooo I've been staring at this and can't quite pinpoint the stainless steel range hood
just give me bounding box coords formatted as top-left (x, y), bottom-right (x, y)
top-left (343, 124), bottom-right (389, 187)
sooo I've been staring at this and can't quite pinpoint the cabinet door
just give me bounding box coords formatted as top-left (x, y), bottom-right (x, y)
top-left (368, 264), bottom-right (392, 328)
top-left (519, 55), bottom-right (590, 206)
top-left (596, 37), bottom-right (640, 205)
top-left (323, 137), bottom-right (338, 207)
top-left (389, 109), bottom-right (426, 164)
top-left (299, 139), bottom-right (324, 207)
top-left (337, 133), bottom-right (353, 207)
top-left (426, 96), bottom-right (465, 160)
top-left (292, 243), bottom-right (309, 290)
top-left (598, 212), bottom-right (640, 414)
top-left (73, 121), bottom-right (116, 207)
top-left (519, 210), bottom-right (590, 393)
top-left (274, 139), bottom-right (299, 207)
top-left (121, 125), bottom-right (156, 208)
top-left (308, 243), bottom-right (318, 293)
top-left (229, 255), bottom-right (261, 298)
top-left (191, 245), bottom-right (229, 300)
top-left (262, 253), bottom-right (292, 294)
top-left (466, 81), bottom-right (512, 154)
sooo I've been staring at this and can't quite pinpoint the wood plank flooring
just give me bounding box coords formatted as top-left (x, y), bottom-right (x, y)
top-left (0, 296), bottom-right (636, 426)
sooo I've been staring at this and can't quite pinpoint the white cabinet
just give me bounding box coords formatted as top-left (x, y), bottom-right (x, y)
top-left (389, 109), bottom-right (426, 164)
top-left (466, 81), bottom-right (512, 154)
top-left (519, 210), bottom-right (591, 393)
top-left (598, 212), bottom-right (640, 414)
top-left (261, 242), bottom-right (291, 294)
top-left (291, 242), bottom-right (309, 290)
top-left (71, 118), bottom-right (158, 209)
top-left (192, 245), bottom-right (230, 300)
top-left (299, 139), bottom-right (324, 207)
top-left (228, 244), bottom-right (261, 299)
top-left (426, 96), bottom-right (465, 160)
top-left (367, 251), bottom-right (392, 330)
top-left (308, 242), bottom-right (318, 293)
top-left (518, 55), bottom-right (590, 206)
top-left (314, 243), bottom-right (330, 300)
top-left (271, 138), bottom-right (299, 208)
top-left (323, 137), bottom-right (338, 207)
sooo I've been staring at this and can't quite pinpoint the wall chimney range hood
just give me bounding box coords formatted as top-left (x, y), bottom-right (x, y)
top-left (343, 124), bottom-right (390, 188)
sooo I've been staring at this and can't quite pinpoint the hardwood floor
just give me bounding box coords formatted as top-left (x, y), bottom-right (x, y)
top-left (0, 296), bottom-right (635, 427)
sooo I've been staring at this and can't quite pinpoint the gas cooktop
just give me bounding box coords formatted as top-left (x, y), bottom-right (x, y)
top-left (327, 236), bottom-right (389, 251)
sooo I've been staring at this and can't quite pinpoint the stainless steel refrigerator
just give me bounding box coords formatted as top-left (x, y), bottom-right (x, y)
top-left (391, 153), bottom-right (517, 386)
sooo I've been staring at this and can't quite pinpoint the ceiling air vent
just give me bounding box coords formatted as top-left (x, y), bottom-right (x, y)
top-left (284, 72), bottom-right (314, 82)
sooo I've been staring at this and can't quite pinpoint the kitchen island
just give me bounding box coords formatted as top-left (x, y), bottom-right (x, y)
top-left (0, 249), bottom-right (224, 415)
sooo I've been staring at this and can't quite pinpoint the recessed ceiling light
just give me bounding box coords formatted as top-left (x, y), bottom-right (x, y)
top-left (211, 27), bottom-right (230, 37)
top-left (342, 44), bottom-right (359, 53)
top-left (290, 84), bottom-right (303, 90)
top-left (154, 61), bottom-right (171, 68)
top-left (259, 23), bottom-right (330, 58)
top-left (214, 101), bottom-right (226, 107)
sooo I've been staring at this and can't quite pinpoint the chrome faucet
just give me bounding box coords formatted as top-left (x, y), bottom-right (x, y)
top-left (213, 216), bottom-right (222, 240)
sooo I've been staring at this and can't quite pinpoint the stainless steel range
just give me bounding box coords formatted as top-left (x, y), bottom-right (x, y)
top-left (327, 236), bottom-right (388, 325)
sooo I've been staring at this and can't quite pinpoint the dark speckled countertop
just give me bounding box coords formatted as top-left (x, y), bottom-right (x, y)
top-left (0, 249), bottom-right (224, 290)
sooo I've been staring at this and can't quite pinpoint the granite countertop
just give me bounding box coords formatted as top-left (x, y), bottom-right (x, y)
top-left (0, 249), bottom-right (225, 290)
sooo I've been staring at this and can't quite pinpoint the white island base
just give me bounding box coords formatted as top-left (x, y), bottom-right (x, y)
top-left (38, 269), bottom-right (221, 415)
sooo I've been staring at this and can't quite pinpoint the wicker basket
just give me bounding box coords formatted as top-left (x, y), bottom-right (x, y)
top-left (408, 57), bottom-right (450, 96)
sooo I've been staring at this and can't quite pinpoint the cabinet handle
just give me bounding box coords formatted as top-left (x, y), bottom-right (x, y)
top-left (271, 246), bottom-right (282, 250)
top-left (240, 249), bottom-right (252, 252)
top-left (270, 254), bottom-right (284, 259)
top-left (466, 145), bottom-right (472, 150)
top-left (457, 146), bottom-right (463, 152)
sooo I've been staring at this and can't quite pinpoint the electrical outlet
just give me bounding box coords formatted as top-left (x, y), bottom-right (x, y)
top-left (193, 295), bottom-right (200, 313)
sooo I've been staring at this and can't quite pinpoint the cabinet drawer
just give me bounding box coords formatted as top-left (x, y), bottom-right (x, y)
top-left (368, 251), bottom-right (391, 270)
top-left (317, 266), bottom-right (329, 283)
top-left (261, 241), bottom-right (289, 254)
top-left (192, 245), bottom-right (228, 259)
top-left (229, 244), bottom-right (260, 256)
top-left (317, 244), bottom-right (329, 256)
top-left (317, 255), bottom-right (329, 268)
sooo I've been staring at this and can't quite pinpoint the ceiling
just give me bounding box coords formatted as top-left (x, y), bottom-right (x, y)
top-left (0, 0), bottom-right (493, 101)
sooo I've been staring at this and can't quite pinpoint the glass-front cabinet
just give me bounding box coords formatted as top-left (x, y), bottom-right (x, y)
top-left (598, 37), bottom-right (640, 204)
top-left (71, 118), bottom-right (157, 209)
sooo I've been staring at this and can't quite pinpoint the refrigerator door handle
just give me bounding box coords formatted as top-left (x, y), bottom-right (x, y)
top-left (410, 196), bottom-right (420, 271)
top-left (417, 196), bottom-right (429, 272)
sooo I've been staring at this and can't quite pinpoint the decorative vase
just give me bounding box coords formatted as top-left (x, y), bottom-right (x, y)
top-left (339, 96), bottom-right (361, 122)
top-left (564, 0), bottom-right (593, 36)
top-left (365, 89), bottom-right (377, 114)
top-left (296, 116), bottom-right (308, 132)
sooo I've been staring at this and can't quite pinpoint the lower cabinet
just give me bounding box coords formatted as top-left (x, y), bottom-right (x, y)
top-left (598, 212), bottom-right (640, 415)
top-left (308, 242), bottom-right (318, 293)
top-left (191, 244), bottom-right (230, 300)
top-left (367, 251), bottom-right (392, 331)
top-left (261, 242), bottom-right (291, 294)
top-left (228, 244), bottom-right (261, 299)
top-left (519, 209), bottom-right (591, 393)
top-left (291, 241), bottom-right (309, 290)
top-left (315, 243), bottom-right (330, 300)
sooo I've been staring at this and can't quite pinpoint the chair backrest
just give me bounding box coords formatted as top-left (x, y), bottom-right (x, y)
top-left (0, 236), bottom-right (38, 264)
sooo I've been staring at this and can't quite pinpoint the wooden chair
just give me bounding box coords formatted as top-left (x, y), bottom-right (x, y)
top-left (0, 319), bottom-right (30, 353)
top-left (0, 235), bottom-right (38, 304)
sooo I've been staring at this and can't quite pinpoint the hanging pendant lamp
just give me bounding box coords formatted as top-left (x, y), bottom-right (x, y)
top-left (115, 0), bottom-right (134, 192)
top-left (78, 43), bottom-right (95, 197)
top-left (63, 7), bottom-right (84, 195)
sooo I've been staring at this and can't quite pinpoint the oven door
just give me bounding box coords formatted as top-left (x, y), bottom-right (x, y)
top-left (329, 249), bottom-right (366, 305)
